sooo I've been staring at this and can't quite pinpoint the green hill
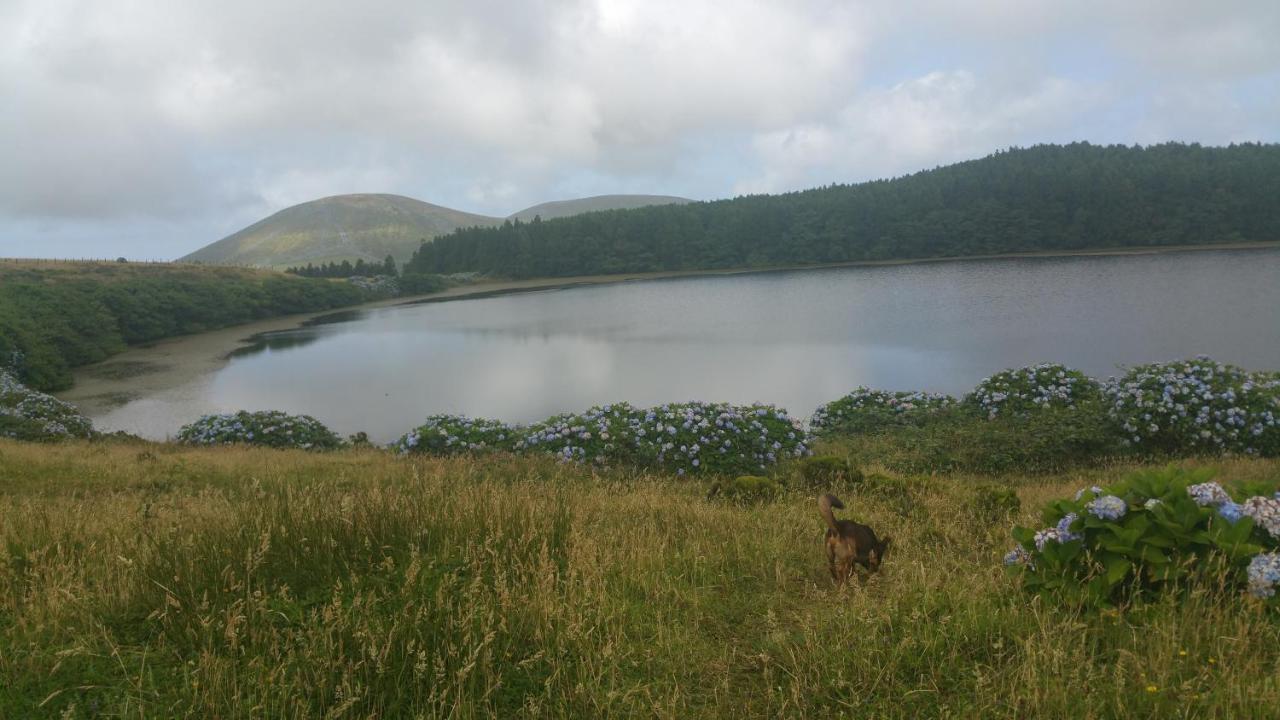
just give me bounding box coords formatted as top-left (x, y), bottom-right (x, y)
top-left (404, 142), bottom-right (1280, 278)
top-left (508, 194), bottom-right (691, 222)
top-left (179, 194), bottom-right (503, 268)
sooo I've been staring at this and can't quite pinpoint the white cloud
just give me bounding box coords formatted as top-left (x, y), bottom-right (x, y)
top-left (0, 0), bottom-right (1277, 258)
top-left (737, 70), bottom-right (1103, 194)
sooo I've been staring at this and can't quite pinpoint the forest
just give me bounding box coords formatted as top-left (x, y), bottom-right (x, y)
top-left (404, 142), bottom-right (1280, 278)
top-left (0, 262), bottom-right (368, 392)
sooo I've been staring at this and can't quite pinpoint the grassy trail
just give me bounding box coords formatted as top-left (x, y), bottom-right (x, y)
top-left (2, 440), bottom-right (1278, 717)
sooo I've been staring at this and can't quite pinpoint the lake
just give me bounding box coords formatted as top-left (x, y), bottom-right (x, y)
top-left (85, 248), bottom-right (1280, 442)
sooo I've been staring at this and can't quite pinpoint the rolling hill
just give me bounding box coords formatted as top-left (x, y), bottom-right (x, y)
top-left (507, 194), bottom-right (691, 222)
top-left (179, 194), bottom-right (503, 268)
top-left (182, 193), bottom-right (696, 269)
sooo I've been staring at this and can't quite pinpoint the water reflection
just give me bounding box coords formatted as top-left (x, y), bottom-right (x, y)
top-left (92, 248), bottom-right (1280, 442)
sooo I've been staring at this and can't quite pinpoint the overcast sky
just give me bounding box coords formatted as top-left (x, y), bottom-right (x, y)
top-left (3, 0), bottom-right (1278, 260)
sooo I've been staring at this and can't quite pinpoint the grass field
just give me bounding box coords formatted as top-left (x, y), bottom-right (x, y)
top-left (2, 439), bottom-right (1278, 718)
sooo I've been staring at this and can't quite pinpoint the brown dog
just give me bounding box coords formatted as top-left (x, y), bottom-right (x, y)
top-left (819, 494), bottom-right (891, 584)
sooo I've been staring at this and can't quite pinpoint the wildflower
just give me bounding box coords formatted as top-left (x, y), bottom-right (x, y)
top-left (1144, 498), bottom-right (1162, 510)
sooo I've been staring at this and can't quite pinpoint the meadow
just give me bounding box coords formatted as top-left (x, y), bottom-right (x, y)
top-left (3, 437), bottom-right (1279, 718)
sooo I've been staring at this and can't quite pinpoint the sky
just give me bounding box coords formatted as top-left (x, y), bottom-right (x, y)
top-left (2, 0), bottom-right (1278, 261)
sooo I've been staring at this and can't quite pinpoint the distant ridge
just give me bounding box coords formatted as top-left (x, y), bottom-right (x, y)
top-left (180, 194), bottom-right (503, 268)
top-left (508, 194), bottom-right (691, 222)
top-left (183, 193), bottom-right (695, 268)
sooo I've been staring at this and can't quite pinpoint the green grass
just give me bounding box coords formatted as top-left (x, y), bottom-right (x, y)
top-left (3, 438), bottom-right (1279, 717)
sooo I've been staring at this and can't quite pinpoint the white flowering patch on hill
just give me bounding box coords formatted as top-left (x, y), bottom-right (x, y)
top-left (969, 363), bottom-right (1100, 419)
top-left (177, 411), bottom-right (344, 450)
top-left (1104, 357), bottom-right (1280, 456)
top-left (810, 388), bottom-right (956, 435)
top-left (0, 371), bottom-right (94, 441)
top-left (397, 401), bottom-right (810, 477)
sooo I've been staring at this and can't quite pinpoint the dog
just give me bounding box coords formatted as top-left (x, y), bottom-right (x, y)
top-left (819, 493), bottom-right (891, 584)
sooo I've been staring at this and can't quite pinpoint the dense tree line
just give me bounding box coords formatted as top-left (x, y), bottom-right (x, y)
top-left (287, 255), bottom-right (398, 278)
top-left (404, 143), bottom-right (1280, 278)
top-left (0, 264), bottom-right (369, 391)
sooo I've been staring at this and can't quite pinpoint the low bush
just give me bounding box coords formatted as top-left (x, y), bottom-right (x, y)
top-left (707, 475), bottom-right (782, 504)
top-left (1104, 356), bottom-right (1280, 457)
top-left (394, 415), bottom-right (519, 456)
top-left (176, 410), bottom-right (344, 450)
top-left (811, 388), bottom-right (956, 435)
top-left (0, 370), bottom-right (94, 441)
top-left (857, 472), bottom-right (918, 517)
top-left (1006, 465), bottom-right (1280, 609)
top-left (516, 403), bottom-right (643, 465)
top-left (854, 405), bottom-right (1120, 475)
top-left (796, 454), bottom-right (862, 487)
top-left (630, 402), bottom-right (810, 477)
top-left (971, 484), bottom-right (1021, 523)
top-left (394, 401), bottom-right (811, 477)
top-left (967, 363), bottom-right (1101, 419)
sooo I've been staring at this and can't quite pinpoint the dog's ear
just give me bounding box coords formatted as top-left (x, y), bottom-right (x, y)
top-left (880, 537), bottom-right (892, 555)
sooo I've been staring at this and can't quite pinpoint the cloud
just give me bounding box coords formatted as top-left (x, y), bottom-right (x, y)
top-left (736, 70), bottom-right (1105, 194)
top-left (0, 0), bottom-right (1277, 259)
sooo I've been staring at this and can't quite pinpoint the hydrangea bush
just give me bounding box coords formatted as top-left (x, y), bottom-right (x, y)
top-left (631, 402), bottom-right (810, 476)
top-left (393, 401), bottom-right (811, 477)
top-left (810, 388), bottom-right (956, 435)
top-left (0, 370), bottom-right (95, 441)
top-left (393, 415), bottom-right (518, 456)
top-left (968, 363), bottom-right (1100, 419)
top-left (1005, 466), bottom-right (1280, 608)
top-left (1103, 356), bottom-right (1280, 456)
top-left (177, 410), bottom-right (344, 450)
top-left (515, 403), bottom-right (643, 465)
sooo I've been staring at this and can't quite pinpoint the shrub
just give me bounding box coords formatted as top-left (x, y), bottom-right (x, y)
top-left (968, 363), bottom-right (1101, 419)
top-left (797, 455), bottom-right (863, 486)
top-left (516, 403), bottom-right (643, 465)
top-left (1005, 466), bottom-right (1280, 609)
top-left (1103, 356), bottom-right (1280, 457)
top-left (631, 402), bottom-right (810, 477)
top-left (177, 411), bottom-right (344, 450)
top-left (864, 405), bottom-right (1120, 475)
top-left (858, 473), bottom-right (918, 517)
top-left (707, 475), bottom-right (782, 504)
top-left (394, 415), bottom-right (519, 456)
top-left (971, 484), bottom-right (1021, 524)
top-left (0, 370), bottom-right (94, 441)
top-left (811, 388), bottom-right (956, 435)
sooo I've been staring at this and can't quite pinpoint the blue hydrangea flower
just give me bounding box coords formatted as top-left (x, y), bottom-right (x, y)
top-left (1187, 482), bottom-right (1231, 507)
top-left (1086, 495), bottom-right (1127, 521)
top-left (1247, 553), bottom-right (1280, 599)
top-left (1217, 501), bottom-right (1245, 524)
top-left (1004, 546), bottom-right (1033, 567)
top-left (1074, 485), bottom-right (1105, 501)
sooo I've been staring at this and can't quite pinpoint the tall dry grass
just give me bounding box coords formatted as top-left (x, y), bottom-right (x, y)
top-left (2, 439), bottom-right (1278, 718)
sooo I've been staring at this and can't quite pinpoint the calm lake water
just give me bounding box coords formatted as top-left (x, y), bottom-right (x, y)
top-left (91, 248), bottom-right (1280, 442)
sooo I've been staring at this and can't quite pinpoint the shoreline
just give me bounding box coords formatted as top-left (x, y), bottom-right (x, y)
top-left (55, 240), bottom-right (1280, 418)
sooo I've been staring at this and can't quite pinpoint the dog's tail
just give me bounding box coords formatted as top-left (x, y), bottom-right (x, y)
top-left (818, 493), bottom-right (844, 534)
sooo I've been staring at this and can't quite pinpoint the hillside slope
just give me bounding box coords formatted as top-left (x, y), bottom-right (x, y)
top-left (508, 194), bottom-right (692, 222)
top-left (180, 194), bottom-right (502, 268)
top-left (404, 142), bottom-right (1280, 278)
